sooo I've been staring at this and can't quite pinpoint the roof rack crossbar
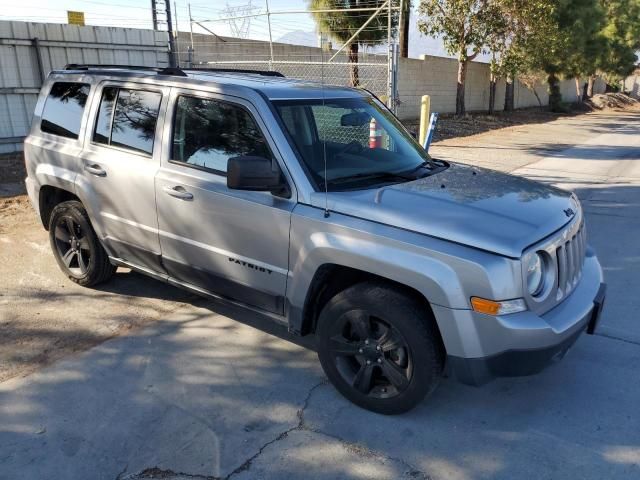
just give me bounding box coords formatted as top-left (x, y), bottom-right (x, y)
top-left (64, 64), bottom-right (187, 77)
top-left (187, 67), bottom-right (285, 78)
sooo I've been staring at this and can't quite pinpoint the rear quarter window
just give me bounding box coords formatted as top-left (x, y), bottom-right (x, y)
top-left (40, 82), bottom-right (91, 139)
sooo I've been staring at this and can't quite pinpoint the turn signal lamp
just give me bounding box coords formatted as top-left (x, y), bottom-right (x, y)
top-left (471, 297), bottom-right (527, 315)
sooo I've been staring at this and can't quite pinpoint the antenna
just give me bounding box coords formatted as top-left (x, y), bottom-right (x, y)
top-left (320, 32), bottom-right (329, 218)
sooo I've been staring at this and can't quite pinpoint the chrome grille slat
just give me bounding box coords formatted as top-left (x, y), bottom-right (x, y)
top-left (571, 235), bottom-right (580, 289)
top-left (555, 221), bottom-right (586, 300)
top-left (557, 245), bottom-right (567, 297)
top-left (578, 228), bottom-right (585, 276)
top-left (566, 238), bottom-right (575, 291)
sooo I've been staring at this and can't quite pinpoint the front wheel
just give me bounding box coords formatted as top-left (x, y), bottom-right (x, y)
top-left (316, 282), bottom-right (444, 414)
top-left (49, 200), bottom-right (116, 287)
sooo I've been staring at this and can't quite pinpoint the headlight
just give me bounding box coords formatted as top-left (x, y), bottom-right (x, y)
top-left (525, 252), bottom-right (545, 296)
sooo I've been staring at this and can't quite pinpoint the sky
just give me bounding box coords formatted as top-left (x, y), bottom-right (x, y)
top-left (0, 0), bottom-right (459, 60)
top-left (0, 0), bottom-right (318, 39)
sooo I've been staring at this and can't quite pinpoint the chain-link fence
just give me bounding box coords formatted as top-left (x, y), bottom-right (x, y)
top-left (192, 59), bottom-right (389, 99)
top-left (182, 1), bottom-right (400, 108)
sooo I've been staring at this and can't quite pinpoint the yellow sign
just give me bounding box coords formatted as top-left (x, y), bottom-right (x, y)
top-left (67, 11), bottom-right (85, 26)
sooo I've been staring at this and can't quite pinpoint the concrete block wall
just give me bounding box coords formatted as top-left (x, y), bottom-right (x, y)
top-left (396, 55), bottom-right (607, 119)
top-left (624, 75), bottom-right (640, 98)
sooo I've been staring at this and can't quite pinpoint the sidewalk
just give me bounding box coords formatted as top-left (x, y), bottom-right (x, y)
top-left (430, 110), bottom-right (639, 172)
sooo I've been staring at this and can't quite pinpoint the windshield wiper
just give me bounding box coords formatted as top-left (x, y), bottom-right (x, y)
top-left (328, 171), bottom-right (415, 185)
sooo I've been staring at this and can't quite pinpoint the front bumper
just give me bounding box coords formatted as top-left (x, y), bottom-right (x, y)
top-left (435, 249), bottom-right (605, 386)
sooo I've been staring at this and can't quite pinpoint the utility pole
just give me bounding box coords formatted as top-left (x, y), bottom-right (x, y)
top-left (165, 0), bottom-right (177, 67)
top-left (151, 0), bottom-right (158, 30)
top-left (151, 0), bottom-right (159, 30)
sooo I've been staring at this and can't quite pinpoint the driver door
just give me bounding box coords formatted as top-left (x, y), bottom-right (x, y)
top-left (155, 89), bottom-right (295, 314)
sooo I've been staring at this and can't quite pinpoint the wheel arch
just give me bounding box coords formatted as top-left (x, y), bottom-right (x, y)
top-left (38, 185), bottom-right (81, 230)
top-left (292, 263), bottom-right (445, 354)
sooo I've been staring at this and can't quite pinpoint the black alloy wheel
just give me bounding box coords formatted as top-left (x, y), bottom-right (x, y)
top-left (48, 200), bottom-right (116, 286)
top-left (53, 215), bottom-right (91, 277)
top-left (327, 310), bottom-right (412, 399)
top-left (317, 281), bottom-right (444, 414)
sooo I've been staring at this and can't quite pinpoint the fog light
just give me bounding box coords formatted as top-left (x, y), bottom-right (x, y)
top-left (471, 297), bottom-right (527, 315)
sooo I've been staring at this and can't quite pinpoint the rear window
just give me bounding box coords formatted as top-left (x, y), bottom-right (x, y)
top-left (40, 82), bottom-right (90, 139)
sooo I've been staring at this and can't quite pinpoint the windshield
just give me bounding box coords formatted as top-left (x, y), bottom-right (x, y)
top-left (273, 96), bottom-right (444, 191)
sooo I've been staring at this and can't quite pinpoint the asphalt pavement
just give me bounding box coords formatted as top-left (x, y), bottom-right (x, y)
top-left (1, 110), bottom-right (639, 480)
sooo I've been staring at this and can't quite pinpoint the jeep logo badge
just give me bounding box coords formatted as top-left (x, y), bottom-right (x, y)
top-left (564, 207), bottom-right (575, 217)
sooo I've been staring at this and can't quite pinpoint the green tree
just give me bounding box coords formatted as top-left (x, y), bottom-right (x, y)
top-left (588, 0), bottom-right (640, 95)
top-left (534, 0), bottom-right (603, 110)
top-left (418, 0), bottom-right (505, 115)
top-left (561, 0), bottom-right (605, 101)
top-left (309, 0), bottom-right (393, 87)
top-left (486, 0), bottom-right (555, 111)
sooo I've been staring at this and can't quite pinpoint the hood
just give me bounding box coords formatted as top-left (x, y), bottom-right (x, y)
top-left (310, 163), bottom-right (578, 258)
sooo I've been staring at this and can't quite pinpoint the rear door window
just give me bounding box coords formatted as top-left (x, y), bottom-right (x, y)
top-left (40, 82), bottom-right (90, 139)
top-left (92, 87), bottom-right (162, 155)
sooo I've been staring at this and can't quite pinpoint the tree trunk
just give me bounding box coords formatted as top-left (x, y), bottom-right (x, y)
top-left (399, 1), bottom-right (410, 58)
top-left (504, 76), bottom-right (514, 112)
top-left (456, 59), bottom-right (467, 116)
top-left (575, 77), bottom-right (582, 102)
top-left (488, 74), bottom-right (497, 115)
top-left (548, 72), bottom-right (562, 112)
top-left (587, 75), bottom-right (596, 97)
top-left (348, 43), bottom-right (359, 87)
top-left (532, 88), bottom-right (543, 107)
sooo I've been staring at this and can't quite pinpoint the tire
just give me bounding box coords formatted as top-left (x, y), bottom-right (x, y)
top-left (316, 281), bottom-right (444, 414)
top-left (48, 200), bottom-right (116, 287)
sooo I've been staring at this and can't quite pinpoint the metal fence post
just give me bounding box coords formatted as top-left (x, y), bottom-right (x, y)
top-left (392, 43), bottom-right (399, 114)
top-left (387, 0), bottom-right (393, 108)
top-left (188, 3), bottom-right (194, 55)
top-left (32, 37), bottom-right (46, 85)
top-left (265, 0), bottom-right (274, 71)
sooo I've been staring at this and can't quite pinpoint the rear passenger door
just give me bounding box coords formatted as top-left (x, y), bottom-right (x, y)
top-left (77, 82), bottom-right (167, 272)
top-left (155, 89), bottom-right (295, 314)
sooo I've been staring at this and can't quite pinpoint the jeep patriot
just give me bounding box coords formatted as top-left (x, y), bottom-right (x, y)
top-left (24, 65), bottom-right (606, 414)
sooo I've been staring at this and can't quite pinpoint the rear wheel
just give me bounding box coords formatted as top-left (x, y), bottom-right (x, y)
top-left (316, 281), bottom-right (444, 414)
top-left (49, 200), bottom-right (116, 287)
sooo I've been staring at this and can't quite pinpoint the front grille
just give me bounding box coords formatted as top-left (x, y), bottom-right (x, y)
top-left (555, 223), bottom-right (586, 300)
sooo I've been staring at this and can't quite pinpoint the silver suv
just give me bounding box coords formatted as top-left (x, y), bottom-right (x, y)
top-left (24, 65), bottom-right (606, 414)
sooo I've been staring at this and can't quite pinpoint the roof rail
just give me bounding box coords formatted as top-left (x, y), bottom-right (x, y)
top-left (64, 64), bottom-right (187, 77)
top-left (187, 67), bottom-right (285, 78)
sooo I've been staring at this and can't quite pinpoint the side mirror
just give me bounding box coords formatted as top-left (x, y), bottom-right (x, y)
top-left (227, 156), bottom-right (289, 197)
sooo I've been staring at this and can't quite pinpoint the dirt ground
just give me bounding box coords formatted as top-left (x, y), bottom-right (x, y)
top-left (0, 195), bottom-right (201, 382)
top-left (404, 94), bottom-right (640, 142)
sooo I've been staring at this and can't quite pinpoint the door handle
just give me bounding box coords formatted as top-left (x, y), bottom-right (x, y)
top-left (84, 164), bottom-right (106, 177)
top-left (163, 185), bottom-right (194, 200)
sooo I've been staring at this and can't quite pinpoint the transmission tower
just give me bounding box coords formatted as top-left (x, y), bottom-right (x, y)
top-left (222, 1), bottom-right (259, 39)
